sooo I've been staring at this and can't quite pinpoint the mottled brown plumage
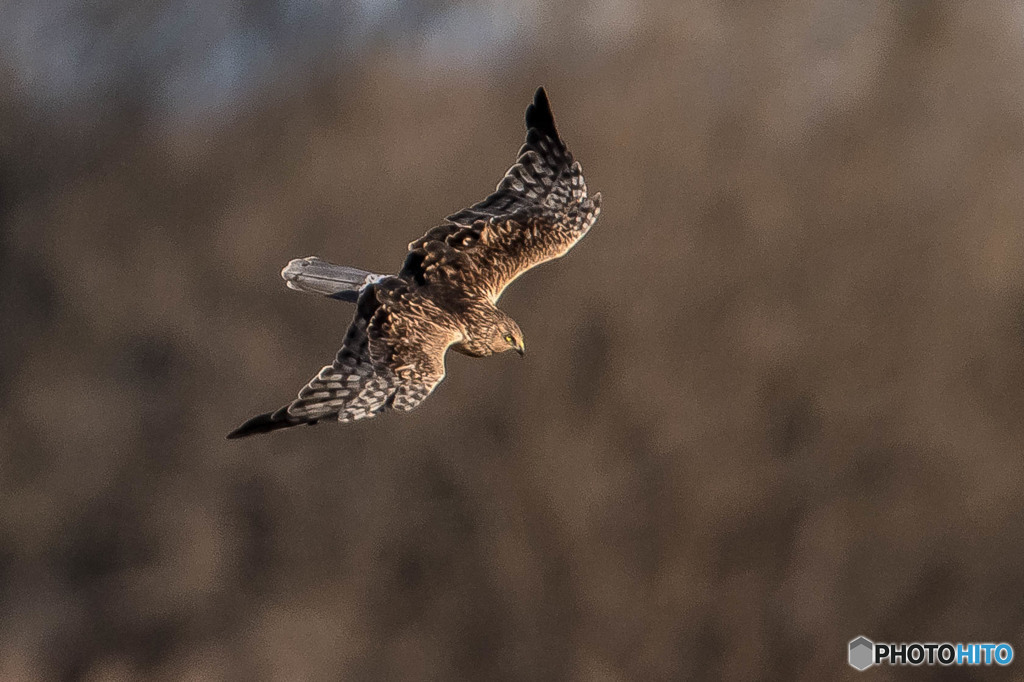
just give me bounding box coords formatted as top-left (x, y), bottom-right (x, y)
top-left (228, 88), bottom-right (601, 438)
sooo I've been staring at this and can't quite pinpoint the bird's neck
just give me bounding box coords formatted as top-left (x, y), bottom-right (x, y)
top-left (450, 298), bottom-right (503, 357)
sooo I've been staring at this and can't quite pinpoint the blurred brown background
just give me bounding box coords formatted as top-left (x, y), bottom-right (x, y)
top-left (2, 1), bottom-right (1024, 679)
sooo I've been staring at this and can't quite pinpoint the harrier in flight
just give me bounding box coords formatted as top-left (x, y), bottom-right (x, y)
top-left (228, 88), bottom-right (601, 438)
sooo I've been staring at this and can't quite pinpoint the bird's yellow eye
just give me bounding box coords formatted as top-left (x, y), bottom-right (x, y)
top-left (504, 334), bottom-right (515, 345)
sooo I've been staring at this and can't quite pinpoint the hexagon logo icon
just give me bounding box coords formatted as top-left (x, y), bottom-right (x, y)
top-left (849, 636), bottom-right (874, 671)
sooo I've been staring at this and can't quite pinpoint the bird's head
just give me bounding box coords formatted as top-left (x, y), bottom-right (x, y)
top-left (493, 316), bottom-right (526, 357)
top-left (457, 307), bottom-right (525, 357)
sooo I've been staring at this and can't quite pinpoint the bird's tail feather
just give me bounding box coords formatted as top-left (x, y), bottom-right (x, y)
top-left (280, 257), bottom-right (381, 302)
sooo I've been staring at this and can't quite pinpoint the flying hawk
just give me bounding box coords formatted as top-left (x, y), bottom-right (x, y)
top-left (228, 88), bottom-right (601, 438)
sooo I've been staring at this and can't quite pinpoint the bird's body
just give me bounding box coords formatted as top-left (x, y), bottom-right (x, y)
top-left (228, 88), bottom-right (601, 438)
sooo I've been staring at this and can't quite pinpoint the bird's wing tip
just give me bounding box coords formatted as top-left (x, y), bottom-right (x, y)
top-left (525, 86), bottom-right (557, 136)
top-left (226, 410), bottom-right (288, 439)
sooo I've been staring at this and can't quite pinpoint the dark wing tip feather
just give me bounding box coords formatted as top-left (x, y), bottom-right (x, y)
top-left (525, 87), bottom-right (558, 138)
top-left (227, 409), bottom-right (296, 439)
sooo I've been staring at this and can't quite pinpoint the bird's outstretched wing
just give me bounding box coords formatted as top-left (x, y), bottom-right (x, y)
top-left (403, 87), bottom-right (601, 302)
top-left (227, 278), bottom-right (458, 438)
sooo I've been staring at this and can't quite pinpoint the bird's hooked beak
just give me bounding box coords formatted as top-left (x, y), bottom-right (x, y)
top-left (515, 340), bottom-right (525, 357)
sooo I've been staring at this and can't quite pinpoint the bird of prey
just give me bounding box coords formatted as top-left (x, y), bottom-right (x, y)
top-left (228, 88), bottom-right (601, 438)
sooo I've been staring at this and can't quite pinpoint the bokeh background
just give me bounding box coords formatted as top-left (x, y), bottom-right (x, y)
top-left (3, 1), bottom-right (1024, 679)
